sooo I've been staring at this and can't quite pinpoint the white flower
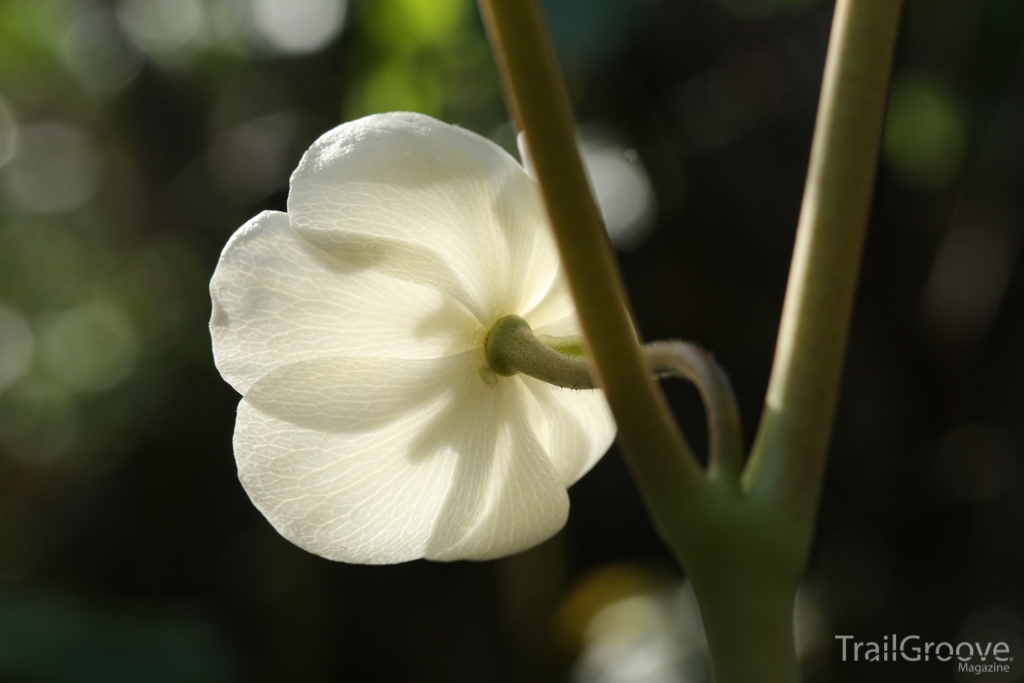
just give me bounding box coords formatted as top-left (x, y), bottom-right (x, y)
top-left (210, 112), bottom-right (616, 564)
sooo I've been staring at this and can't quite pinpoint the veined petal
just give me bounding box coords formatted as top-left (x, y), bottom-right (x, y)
top-left (525, 271), bottom-right (642, 348)
top-left (288, 112), bottom-right (559, 324)
top-left (234, 354), bottom-right (500, 564)
top-left (519, 377), bottom-right (617, 486)
top-left (234, 361), bottom-right (578, 563)
top-left (210, 211), bottom-right (479, 394)
top-left (524, 273), bottom-right (582, 343)
top-left (426, 379), bottom-right (569, 561)
top-left (244, 354), bottom-right (480, 433)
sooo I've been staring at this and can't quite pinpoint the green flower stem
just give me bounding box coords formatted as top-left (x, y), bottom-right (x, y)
top-left (690, 6), bottom-right (904, 679)
top-left (485, 315), bottom-right (593, 389)
top-left (743, 0), bottom-right (904, 537)
top-left (485, 316), bottom-right (743, 477)
top-left (682, 4), bottom-right (903, 679)
top-left (476, 0), bottom-right (704, 517)
top-left (478, 0), bottom-right (902, 681)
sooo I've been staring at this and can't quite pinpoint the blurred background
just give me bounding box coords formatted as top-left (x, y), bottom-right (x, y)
top-left (0, 0), bottom-right (1022, 681)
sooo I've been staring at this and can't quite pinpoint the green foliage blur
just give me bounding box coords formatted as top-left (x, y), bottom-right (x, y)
top-left (0, 1), bottom-right (513, 680)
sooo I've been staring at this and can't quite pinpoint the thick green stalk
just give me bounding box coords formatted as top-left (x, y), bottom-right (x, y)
top-left (690, 563), bottom-right (799, 683)
top-left (744, 0), bottom-right (904, 535)
top-left (708, 2), bottom-right (904, 678)
top-left (684, 3), bottom-right (904, 680)
top-left (476, 0), bottom-right (704, 527)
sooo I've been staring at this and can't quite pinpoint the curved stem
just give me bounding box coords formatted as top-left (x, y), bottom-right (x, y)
top-left (486, 317), bottom-right (742, 480)
top-left (645, 342), bottom-right (744, 487)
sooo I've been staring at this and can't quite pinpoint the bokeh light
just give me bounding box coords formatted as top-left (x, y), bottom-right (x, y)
top-left (0, 304), bottom-right (33, 392)
top-left (0, 99), bottom-right (15, 168)
top-left (38, 302), bottom-right (139, 394)
top-left (919, 217), bottom-right (1019, 354)
top-left (560, 565), bottom-right (830, 683)
top-left (116, 0), bottom-right (205, 59)
top-left (2, 123), bottom-right (102, 214)
top-left (883, 74), bottom-right (967, 190)
top-left (61, 8), bottom-right (143, 93)
top-left (366, 0), bottom-right (467, 47)
top-left (252, 0), bottom-right (347, 55)
top-left (580, 129), bottom-right (658, 250)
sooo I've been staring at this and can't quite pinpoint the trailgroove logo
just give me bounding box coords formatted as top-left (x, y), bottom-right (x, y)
top-left (836, 635), bottom-right (1014, 674)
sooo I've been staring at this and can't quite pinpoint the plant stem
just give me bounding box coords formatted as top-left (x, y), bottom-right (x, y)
top-left (485, 315), bottom-right (593, 389)
top-left (744, 0), bottom-right (904, 534)
top-left (697, 2), bottom-right (903, 679)
top-left (645, 341), bottom-right (744, 486)
top-left (485, 315), bottom-right (743, 476)
top-left (476, 0), bottom-right (704, 525)
top-left (691, 577), bottom-right (799, 683)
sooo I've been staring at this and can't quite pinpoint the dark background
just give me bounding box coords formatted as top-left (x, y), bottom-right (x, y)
top-left (0, 0), bottom-right (1022, 681)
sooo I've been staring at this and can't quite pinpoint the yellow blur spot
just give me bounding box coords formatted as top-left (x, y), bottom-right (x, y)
top-left (366, 0), bottom-right (467, 49)
top-left (555, 564), bottom-right (655, 654)
top-left (884, 76), bottom-right (967, 190)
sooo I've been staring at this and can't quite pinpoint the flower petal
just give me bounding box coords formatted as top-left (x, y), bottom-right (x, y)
top-left (518, 377), bottom-right (617, 486)
top-left (523, 273), bottom-right (581, 342)
top-left (210, 210), bottom-right (478, 394)
top-left (234, 357), bottom-right (573, 564)
top-left (234, 354), bottom-right (500, 564)
top-left (425, 379), bottom-right (569, 561)
top-left (244, 354), bottom-right (481, 433)
top-left (287, 112), bottom-right (559, 324)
